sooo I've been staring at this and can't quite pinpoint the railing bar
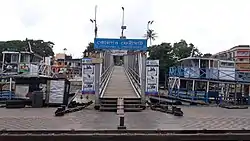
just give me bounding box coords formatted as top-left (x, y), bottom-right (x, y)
top-left (127, 69), bottom-right (140, 86)
top-left (126, 68), bottom-right (141, 87)
top-left (128, 67), bottom-right (140, 77)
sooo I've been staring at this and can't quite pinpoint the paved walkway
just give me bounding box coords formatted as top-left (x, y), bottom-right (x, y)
top-left (0, 106), bottom-right (250, 130)
top-left (103, 66), bottom-right (138, 98)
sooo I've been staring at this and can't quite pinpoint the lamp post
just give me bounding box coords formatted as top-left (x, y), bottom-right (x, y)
top-left (147, 20), bottom-right (154, 31)
top-left (120, 7), bottom-right (126, 39)
top-left (90, 5), bottom-right (98, 38)
top-left (147, 20), bottom-right (154, 45)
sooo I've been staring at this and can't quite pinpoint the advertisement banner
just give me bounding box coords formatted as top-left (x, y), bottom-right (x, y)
top-left (19, 63), bottom-right (30, 73)
top-left (145, 60), bottom-right (159, 95)
top-left (82, 64), bottom-right (95, 94)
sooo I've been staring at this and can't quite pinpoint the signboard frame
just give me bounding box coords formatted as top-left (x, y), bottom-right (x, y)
top-left (82, 64), bottom-right (95, 94)
top-left (111, 50), bottom-right (127, 56)
top-left (94, 38), bottom-right (147, 51)
top-left (145, 60), bottom-right (159, 95)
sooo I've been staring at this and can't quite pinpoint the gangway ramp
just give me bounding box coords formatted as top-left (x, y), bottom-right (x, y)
top-left (100, 66), bottom-right (143, 111)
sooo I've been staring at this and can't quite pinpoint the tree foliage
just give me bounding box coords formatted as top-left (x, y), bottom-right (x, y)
top-left (148, 39), bottom-right (203, 84)
top-left (144, 29), bottom-right (157, 45)
top-left (84, 42), bottom-right (94, 52)
top-left (148, 43), bottom-right (176, 83)
top-left (202, 53), bottom-right (213, 58)
top-left (0, 39), bottom-right (54, 60)
top-left (83, 42), bottom-right (95, 57)
top-left (172, 40), bottom-right (202, 59)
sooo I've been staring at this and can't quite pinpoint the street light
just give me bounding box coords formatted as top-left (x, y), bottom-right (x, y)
top-left (147, 20), bottom-right (154, 30)
top-left (90, 5), bottom-right (98, 38)
top-left (120, 6), bottom-right (126, 39)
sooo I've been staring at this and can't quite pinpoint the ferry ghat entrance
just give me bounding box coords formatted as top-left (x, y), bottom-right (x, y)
top-left (81, 38), bottom-right (160, 111)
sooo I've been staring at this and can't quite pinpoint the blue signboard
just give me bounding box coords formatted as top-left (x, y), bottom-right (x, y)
top-left (82, 58), bottom-right (92, 63)
top-left (94, 38), bottom-right (147, 51)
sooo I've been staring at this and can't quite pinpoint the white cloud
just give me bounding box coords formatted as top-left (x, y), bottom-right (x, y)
top-left (0, 0), bottom-right (250, 57)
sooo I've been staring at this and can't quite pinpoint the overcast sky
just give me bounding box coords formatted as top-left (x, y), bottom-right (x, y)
top-left (0, 0), bottom-right (250, 58)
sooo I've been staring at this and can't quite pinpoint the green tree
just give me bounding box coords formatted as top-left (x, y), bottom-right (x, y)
top-left (144, 29), bottom-right (157, 46)
top-left (0, 39), bottom-right (54, 61)
top-left (83, 42), bottom-right (95, 57)
top-left (148, 43), bottom-right (175, 83)
top-left (28, 39), bottom-right (54, 57)
top-left (202, 53), bottom-right (212, 58)
top-left (147, 40), bottom-right (203, 86)
top-left (172, 40), bottom-right (202, 60)
top-left (85, 42), bottom-right (94, 52)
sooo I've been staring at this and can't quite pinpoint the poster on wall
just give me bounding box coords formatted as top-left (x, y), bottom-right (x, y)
top-left (82, 64), bottom-right (95, 94)
top-left (145, 60), bottom-right (159, 95)
top-left (48, 80), bottom-right (65, 104)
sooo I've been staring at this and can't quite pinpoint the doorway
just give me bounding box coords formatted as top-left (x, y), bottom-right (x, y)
top-left (113, 56), bottom-right (124, 66)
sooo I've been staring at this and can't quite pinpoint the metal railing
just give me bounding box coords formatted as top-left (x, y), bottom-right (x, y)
top-left (169, 66), bottom-right (250, 82)
top-left (99, 65), bottom-right (113, 97)
top-left (125, 67), bottom-right (141, 97)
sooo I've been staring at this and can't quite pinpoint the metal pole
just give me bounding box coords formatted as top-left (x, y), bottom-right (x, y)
top-left (121, 7), bottom-right (124, 37)
top-left (147, 21), bottom-right (150, 31)
top-left (120, 7), bottom-right (127, 39)
top-left (9, 77), bottom-right (12, 99)
top-left (2, 53), bottom-right (5, 72)
top-left (141, 52), bottom-right (146, 105)
top-left (94, 5), bottom-right (98, 38)
top-left (147, 21), bottom-right (154, 46)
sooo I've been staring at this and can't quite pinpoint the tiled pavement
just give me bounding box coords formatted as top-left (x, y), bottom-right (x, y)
top-left (0, 106), bottom-right (250, 130)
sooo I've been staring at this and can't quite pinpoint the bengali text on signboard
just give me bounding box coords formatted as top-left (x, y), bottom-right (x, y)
top-left (94, 38), bottom-right (147, 51)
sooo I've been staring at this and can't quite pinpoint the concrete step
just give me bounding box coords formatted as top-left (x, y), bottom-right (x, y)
top-left (99, 106), bottom-right (143, 112)
top-left (99, 98), bottom-right (141, 103)
top-left (99, 97), bottom-right (144, 112)
top-left (100, 103), bottom-right (143, 107)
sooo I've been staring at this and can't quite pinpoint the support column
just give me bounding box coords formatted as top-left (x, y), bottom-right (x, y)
top-left (94, 63), bottom-right (101, 109)
top-left (99, 52), bottom-right (103, 83)
top-left (2, 53), bottom-right (5, 72)
top-left (138, 53), bottom-right (142, 84)
top-left (206, 81), bottom-right (209, 103)
top-left (248, 85), bottom-right (250, 105)
top-left (124, 55), bottom-right (127, 70)
top-left (140, 52), bottom-right (146, 105)
top-left (9, 77), bottom-right (12, 99)
top-left (192, 80), bottom-right (195, 101)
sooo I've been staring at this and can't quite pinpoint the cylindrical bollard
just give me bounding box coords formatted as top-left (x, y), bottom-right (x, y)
top-left (117, 115), bottom-right (126, 129)
top-left (120, 116), bottom-right (124, 126)
top-left (219, 96), bottom-right (222, 104)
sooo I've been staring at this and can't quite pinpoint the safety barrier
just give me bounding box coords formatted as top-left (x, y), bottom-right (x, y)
top-left (169, 66), bottom-right (250, 82)
top-left (125, 67), bottom-right (141, 97)
top-left (99, 65), bottom-right (114, 97)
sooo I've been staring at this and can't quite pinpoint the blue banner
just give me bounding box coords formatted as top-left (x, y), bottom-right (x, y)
top-left (94, 38), bottom-right (147, 51)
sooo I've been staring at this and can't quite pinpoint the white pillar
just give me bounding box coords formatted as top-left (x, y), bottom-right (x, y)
top-left (2, 53), bottom-right (5, 72)
top-left (138, 53), bottom-right (142, 85)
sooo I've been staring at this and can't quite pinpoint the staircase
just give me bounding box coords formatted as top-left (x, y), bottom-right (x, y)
top-left (99, 97), bottom-right (144, 112)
